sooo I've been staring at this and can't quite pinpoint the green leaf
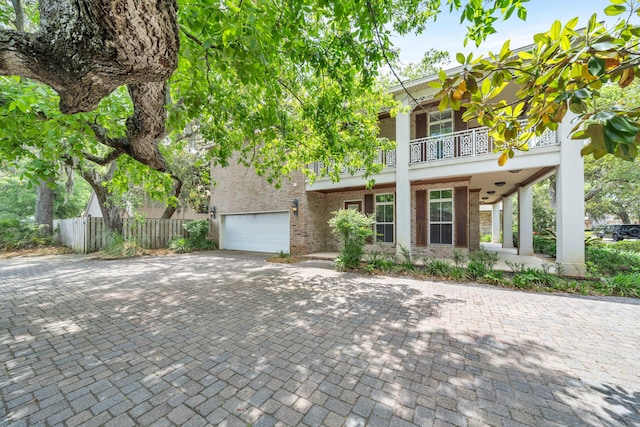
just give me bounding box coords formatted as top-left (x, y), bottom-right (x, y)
top-left (604, 4), bottom-right (626, 16)
top-left (549, 20), bottom-right (561, 40)
top-left (588, 57), bottom-right (605, 76)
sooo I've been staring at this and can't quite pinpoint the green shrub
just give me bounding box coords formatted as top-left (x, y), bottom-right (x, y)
top-left (398, 245), bottom-right (415, 270)
top-left (601, 273), bottom-right (640, 297)
top-left (0, 218), bottom-right (52, 250)
top-left (610, 240), bottom-right (640, 253)
top-left (533, 234), bottom-right (556, 256)
top-left (183, 220), bottom-right (216, 250)
top-left (448, 266), bottom-right (466, 281)
top-left (452, 249), bottom-right (467, 268)
top-left (468, 248), bottom-right (498, 271)
top-left (466, 261), bottom-right (487, 280)
top-left (169, 237), bottom-right (192, 254)
top-left (422, 259), bottom-right (451, 277)
top-left (480, 233), bottom-right (492, 243)
top-left (329, 209), bottom-right (375, 270)
top-left (507, 261), bottom-right (559, 288)
top-left (170, 220), bottom-right (217, 253)
top-left (365, 250), bottom-right (397, 272)
top-left (101, 232), bottom-right (142, 258)
top-left (586, 246), bottom-right (640, 276)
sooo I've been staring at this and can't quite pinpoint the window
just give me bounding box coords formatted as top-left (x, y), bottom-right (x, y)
top-left (428, 110), bottom-right (453, 136)
top-left (375, 194), bottom-right (394, 243)
top-left (429, 189), bottom-right (453, 244)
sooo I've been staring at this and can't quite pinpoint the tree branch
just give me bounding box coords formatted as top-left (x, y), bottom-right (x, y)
top-left (82, 149), bottom-right (123, 166)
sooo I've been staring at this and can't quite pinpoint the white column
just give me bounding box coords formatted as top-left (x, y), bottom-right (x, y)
top-left (395, 108), bottom-right (411, 258)
top-left (556, 113), bottom-right (586, 276)
top-left (491, 202), bottom-right (501, 243)
top-left (518, 185), bottom-right (534, 256)
top-left (502, 196), bottom-right (514, 248)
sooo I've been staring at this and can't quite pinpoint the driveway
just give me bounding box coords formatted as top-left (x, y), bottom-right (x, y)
top-left (1, 251), bottom-right (639, 426)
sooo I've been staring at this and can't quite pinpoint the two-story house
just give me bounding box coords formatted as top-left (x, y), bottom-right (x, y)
top-left (209, 63), bottom-right (586, 276)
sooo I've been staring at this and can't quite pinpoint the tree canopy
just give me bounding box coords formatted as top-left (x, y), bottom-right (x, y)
top-left (432, 0), bottom-right (640, 164)
top-left (2, 0), bottom-right (638, 234)
top-left (0, 0), bottom-right (529, 182)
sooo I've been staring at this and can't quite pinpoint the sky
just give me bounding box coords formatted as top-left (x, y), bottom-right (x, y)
top-left (392, 0), bottom-right (634, 65)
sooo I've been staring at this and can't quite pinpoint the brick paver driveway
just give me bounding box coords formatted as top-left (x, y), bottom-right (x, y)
top-left (1, 251), bottom-right (639, 426)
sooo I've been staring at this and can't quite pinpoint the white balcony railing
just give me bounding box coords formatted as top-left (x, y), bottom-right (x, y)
top-left (409, 125), bottom-right (557, 165)
top-left (308, 148), bottom-right (396, 177)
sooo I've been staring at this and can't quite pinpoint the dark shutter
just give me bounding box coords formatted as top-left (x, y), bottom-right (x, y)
top-left (364, 194), bottom-right (374, 215)
top-left (364, 194), bottom-right (374, 243)
top-left (416, 190), bottom-right (427, 246)
top-left (455, 187), bottom-right (468, 247)
top-left (416, 113), bottom-right (427, 139)
top-left (454, 108), bottom-right (466, 132)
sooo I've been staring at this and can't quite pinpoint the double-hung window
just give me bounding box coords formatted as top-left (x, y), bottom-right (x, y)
top-left (375, 194), bottom-right (394, 243)
top-left (429, 189), bottom-right (453, 244)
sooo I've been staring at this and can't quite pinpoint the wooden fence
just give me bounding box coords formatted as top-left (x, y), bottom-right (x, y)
top-left (53, 217), bottom-right (193, 253)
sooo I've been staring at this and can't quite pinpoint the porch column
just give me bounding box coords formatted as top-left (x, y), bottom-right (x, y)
top-left (395, 107), bottom-right (411, 258)
top-left (502, 196), bottom-right (514, 248)
top-left (491, 202), bottom-right (501, 243)
top-left (518, 185), bottom-right (534, 255)
top-left (556, 113), bottom-right (586, 276)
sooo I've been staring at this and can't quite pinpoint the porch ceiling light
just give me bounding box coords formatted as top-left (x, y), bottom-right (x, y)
top-left (494, 181), bottom-right (506, 187)
top-left (509, 169), bottom-right (522, 173)
top-left (481, 196), bottom-right (489, 200)
top-left (486, 191), bottom-right (496, 195)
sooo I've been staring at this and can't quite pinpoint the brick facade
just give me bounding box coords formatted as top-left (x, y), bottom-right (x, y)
top-left (210, 158), bottom-right (483, 256)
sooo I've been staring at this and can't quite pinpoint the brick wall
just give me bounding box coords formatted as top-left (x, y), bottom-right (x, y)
top-left (322, 187), bottom-right (397, 252)
top-left (210, 160), bottom-right (326, 254)
top-left (410, 179), bottom-right (477, 258)
top-left (480, 211), bottom-right (493, 236)
top-left (469, 190), bottom-right (480, 251)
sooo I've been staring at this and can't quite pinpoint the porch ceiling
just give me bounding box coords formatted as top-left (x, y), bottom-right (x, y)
top-left (469, 166), bottom-right (556, 205)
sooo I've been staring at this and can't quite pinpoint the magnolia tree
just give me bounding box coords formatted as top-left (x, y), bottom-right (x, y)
top-left (432, 0), bottom-right (640, 164)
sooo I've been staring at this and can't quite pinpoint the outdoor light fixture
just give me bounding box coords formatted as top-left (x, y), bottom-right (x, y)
top-left (209, 206), bottom-right (216, 219)
top-left (292, 199), bottom-right (299, 216)
top-left (509, 169), bottom-right (522, 173)
top-left (487, 191), bottom-right (496, 195)
top-left (494, 181), bottom-right (506, 187)
top-left (481, 197), bottom-right (489, 200)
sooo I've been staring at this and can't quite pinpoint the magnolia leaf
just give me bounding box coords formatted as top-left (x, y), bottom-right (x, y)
top-left (549, 20), bottom-right (562, 40)
top-left (498, 151), bottom-right (508, 166)
top-left (604, 4), bottom-right (626, 16)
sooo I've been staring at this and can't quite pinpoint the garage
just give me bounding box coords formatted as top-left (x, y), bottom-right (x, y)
top-left (221, 211), bottom-right (290, 253)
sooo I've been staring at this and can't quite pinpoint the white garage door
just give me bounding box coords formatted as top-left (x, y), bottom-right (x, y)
top-left (222, 212), bottom-right (290, 253)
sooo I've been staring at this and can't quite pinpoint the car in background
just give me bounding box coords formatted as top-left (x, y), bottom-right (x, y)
top-left (596, 224), bottom-right (640, 241)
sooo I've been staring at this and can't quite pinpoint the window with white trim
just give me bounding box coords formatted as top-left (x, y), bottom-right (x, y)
top-left (375, 194), bottom-right (394, 243)
top-left (428, 109), bottom-right (453, 136)
top-left (429, 189), bottom-right (453, 244)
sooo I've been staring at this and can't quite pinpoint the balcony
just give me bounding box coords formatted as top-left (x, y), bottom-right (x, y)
top-left (308, 149), bottom-right (396, 177)
top-left (410, 125), bottom-right (558, 165)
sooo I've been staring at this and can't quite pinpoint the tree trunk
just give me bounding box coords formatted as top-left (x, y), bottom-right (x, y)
top-left (0, 0), bottom-right (179, 173)
top-left (160, 177), bottom-right (183, 219)
top-left (34, 179), bottom-right (54, 235)
top-left (92, 183), bottom-right (123, 235)
top-left (616, 210), bottom-right (631, 224)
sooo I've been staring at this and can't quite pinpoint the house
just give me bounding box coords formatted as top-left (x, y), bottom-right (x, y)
top-left (84, 191), bottom-right (209, 221)
top-left (208, 63), bottom-right (586, 276)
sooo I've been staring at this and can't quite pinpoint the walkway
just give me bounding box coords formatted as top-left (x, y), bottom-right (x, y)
top-left (1, 251), bottom-right (638, 426)
top-left (305, 243), bottom-right (553, 272)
